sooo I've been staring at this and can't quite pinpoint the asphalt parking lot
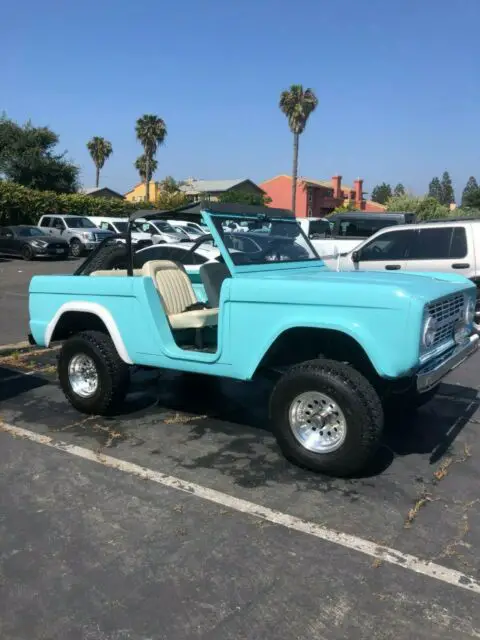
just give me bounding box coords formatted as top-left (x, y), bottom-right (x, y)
top-left (2, 338), bottom-right (480, 638)
top-left (0, 256), bottom-right (81, 345)
top-left (2, 256), bottom-right (480, 638)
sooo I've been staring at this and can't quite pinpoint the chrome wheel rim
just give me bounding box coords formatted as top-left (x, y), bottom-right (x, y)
top-left (68, 354), bottom-right (99, 398)
top-left (289, 391), bottom-right (347, 454)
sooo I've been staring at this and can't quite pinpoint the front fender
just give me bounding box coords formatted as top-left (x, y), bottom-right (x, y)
top-left (228, 301), bottom-right (419, 380)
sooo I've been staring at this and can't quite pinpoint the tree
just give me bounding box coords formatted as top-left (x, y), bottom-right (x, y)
top-left (156, 190), bottom-right (189, 210)
top-left (428, 177), bottom-right (443, 202)
top-left (393, 183), bottom-right (405, 197)
top-left (331, 200), bottom-right (357, 214)
top-left (134, 154), bottom-right (158, 183)
top-left (0, 115), bottom-right (79, 193)
top-left (218, 190), bottom-right (272, 207)
top-left (159, 176), bottom-right (182, 194)
top-left (371, 182), bottom-right (392, 204)
top-left (86, 136), bottom-right (113, 188)
top-left (462, 176), bottom-right (479, 206)
top-left (462, 187), bottom-right (480, 210)
top-left (386, 194), bottom-right (449, 220)
top-left (279, 85), bottom-right (318, 214)
top-left (135, 115), bottom-right (167, 202)
top-left (440, 171), bottom-right (454, 206)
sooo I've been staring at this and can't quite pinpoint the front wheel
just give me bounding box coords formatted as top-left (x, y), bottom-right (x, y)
top-left (70, 238), bottom-right (83, 258)
top-left (22, 244), bottom-right (34, 260)
top-left (58, 330), bottom-right (130, 415)
top-left (269, 359), bottom-right (384, 477)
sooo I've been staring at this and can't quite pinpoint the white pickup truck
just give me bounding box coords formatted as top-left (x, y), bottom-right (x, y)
top-left (328, 218), bottom-right (480, 329)
top-left (299, 213), bottom-right (416, 259)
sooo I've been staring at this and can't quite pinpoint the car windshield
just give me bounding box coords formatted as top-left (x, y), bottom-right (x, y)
top-left (211, 215), bottom-right (320, 266)
top-left (152, 220), bottom-right (177, 234)
top-left (65, 217), bottom-right (96, 229)
top-left (114, 221), bottom-right (128, 232)
top-left (16, 227), bottom-right (45, 237)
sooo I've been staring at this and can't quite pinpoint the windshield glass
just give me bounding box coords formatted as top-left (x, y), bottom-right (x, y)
top-left (336, 218), bottom-right (397, 238)
top-left (152, 220), bottom-right (177, 234)
top-left (65, 217), bottom-right (96, 229)
top-left (16, 227), bottom-right (45, 237)
top-left (211, 215), bottom-right (320, 266)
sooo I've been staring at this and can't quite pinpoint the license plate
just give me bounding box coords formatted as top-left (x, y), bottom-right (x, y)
top-left (56, 249), bottom-right (64, 254)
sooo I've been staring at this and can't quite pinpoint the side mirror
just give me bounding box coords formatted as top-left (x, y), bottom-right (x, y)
top-left (352, 250), bottom-right (360, 263)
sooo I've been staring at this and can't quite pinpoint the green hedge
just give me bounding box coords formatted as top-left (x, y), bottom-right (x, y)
top-left (0, 181), bottom-right (156, 225)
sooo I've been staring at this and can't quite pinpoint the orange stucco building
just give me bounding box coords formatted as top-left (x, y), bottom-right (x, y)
top-left (260, 175), bottom-right (386, 217)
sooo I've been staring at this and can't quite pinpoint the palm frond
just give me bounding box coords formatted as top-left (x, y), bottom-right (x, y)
top-left (279, 85), bottom-right (318, 134)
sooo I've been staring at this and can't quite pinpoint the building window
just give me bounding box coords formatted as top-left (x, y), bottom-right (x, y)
top-left (308, 189), bottom-right (313, 204)
top-left (307, 207), bottom-right (313, 217)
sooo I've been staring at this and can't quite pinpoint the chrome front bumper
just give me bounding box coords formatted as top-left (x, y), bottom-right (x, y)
top-left (417, 334), bottom-right (479, 393)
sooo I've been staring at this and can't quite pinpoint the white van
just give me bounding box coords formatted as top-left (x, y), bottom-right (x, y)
top-left (87, 217), bottom-right (152, 246)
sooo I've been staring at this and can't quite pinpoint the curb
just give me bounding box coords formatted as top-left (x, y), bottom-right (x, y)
top-left (0, 340), bottom-right (30, 356)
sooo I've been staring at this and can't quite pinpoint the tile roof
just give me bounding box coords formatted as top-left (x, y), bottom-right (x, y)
top-left (179, 178), bottom-right (251, 194)
top-left (301, 177), bottom-right (355, 191)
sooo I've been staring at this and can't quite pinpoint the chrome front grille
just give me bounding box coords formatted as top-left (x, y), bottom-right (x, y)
top-left (427, 294), bottom-right (464, 347)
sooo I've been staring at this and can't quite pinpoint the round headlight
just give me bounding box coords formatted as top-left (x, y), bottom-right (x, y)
top-left (465, 297), bottom-right (475, 325)
top-left (423, 315), bottom-right (437, 348)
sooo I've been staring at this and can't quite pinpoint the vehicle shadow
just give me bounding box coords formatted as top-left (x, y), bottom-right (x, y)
top-left (122, 373), bottom-right (479, 484)
top-left (0, 366), bottom-right (49, 402)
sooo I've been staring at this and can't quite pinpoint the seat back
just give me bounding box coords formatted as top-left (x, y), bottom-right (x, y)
top-left (142, 260), bottom-right (197, 315)
top-left (199, 262), bottom-right (230, 308)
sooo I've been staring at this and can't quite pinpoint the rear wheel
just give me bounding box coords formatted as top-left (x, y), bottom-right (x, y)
top-left (58, 330), bottom-right (130, 415)
top-left (270, 359), bottom-right (383, 477)
top-left (22, 244), bottom-right (34, 260)
top-left (70, 238), bottom-right (83, 258)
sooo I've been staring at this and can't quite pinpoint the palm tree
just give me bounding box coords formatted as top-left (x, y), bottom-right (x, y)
top-left (134, 154), bottom-right (158, 183)
top-left (135, 115), bottom-right (167, 202)
top-left (86, 136), bottom-right (113, 188)
top-left (279, 85), bottom-right (318, 213)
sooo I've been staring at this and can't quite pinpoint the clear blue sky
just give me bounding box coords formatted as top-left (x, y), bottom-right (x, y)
top-left (2, 0), bottom-right (479, 200)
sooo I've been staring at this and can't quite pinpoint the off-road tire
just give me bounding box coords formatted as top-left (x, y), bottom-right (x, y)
top-left (70, 238), bottom-right (83, 258)
top-left (22, 244), bottom-right (33, 260)
top-left (82, 244), bottom-right (129, 275)
top-left (58, 330), bottom-right (130, 415)
top-left (270, 358), bottom-right (384, 477)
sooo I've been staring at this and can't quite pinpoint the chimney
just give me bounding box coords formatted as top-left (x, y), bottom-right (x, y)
top-left (354, 178), bottom-right (364, 207)
top-left (332, 175), bottom-right (342, 199)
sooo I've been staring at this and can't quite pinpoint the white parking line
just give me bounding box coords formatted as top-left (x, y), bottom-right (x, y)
top-left (1, 421), bottom-right (479, 595)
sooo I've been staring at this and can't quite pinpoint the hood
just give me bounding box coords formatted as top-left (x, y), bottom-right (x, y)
top-left (163, 233), bottom-right (185, 243)
top-left (131, 231), bottom-right (152, 241)
top-left (235, 265), bottom-right (473, 305)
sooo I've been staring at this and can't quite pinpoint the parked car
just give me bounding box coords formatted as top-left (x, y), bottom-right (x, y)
top-left (309, 212), bottom-right (417, 260)
top-left (331, 218), bottom-right (480, 330)
top-left (38, 214), bottom-right (114, 257)
top-left (167, 219), bottom-right (206, 239)
top-left (0, 225), bottom-right (69, 260)
top-left (87, 216), bottom-right (152, 246)
top-left (133, 219), bottom-right (186, 244)
top-left (28, 203), bottom-right (478, 477)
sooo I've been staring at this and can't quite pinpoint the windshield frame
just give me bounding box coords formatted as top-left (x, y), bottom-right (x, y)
top-left (201, 211), bottom-right (324, 275)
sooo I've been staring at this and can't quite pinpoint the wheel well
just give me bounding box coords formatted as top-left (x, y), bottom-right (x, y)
top-left (256, 327), bottom-right (378, 383)
top-left (50, 311), bottom-right (109, 343)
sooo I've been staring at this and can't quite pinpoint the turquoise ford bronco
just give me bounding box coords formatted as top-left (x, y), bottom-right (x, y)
top-left (28, 203), bottom-right (479, 476)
